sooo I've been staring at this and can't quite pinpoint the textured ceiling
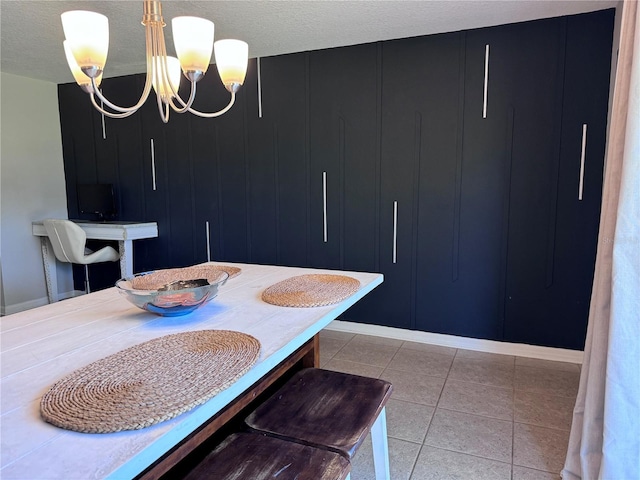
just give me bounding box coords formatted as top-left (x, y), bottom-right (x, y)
top-left (1, 0), bottom-right (618, 85)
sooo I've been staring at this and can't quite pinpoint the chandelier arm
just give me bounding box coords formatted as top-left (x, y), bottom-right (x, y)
top-left (151, 22), bottom-right (166, 122)
top-left (168, 81), bottom-right (197, 113)
top-left (187, 91), bottom-right (237, 118)
top-left (140, 22), bottom-right (157, 107)
top-left (89, 94), bottom-right (138, 118)
top-left (149, 22), bottom-right (185, 119)
top-left (154, 23), bottom-right (197, 113)
top-left (89, 25), bottom-right (155, 114)
top-left (156, 23), bottom-right (175, 99)
top-left (158, 96), bottom-right (170, 124)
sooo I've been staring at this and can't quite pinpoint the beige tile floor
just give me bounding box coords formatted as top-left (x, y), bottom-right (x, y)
top-left (319, 329), bottom-right (580, 480)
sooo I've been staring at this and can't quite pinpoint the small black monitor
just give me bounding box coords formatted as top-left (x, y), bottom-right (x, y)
top-left (76, 183), bottom-right (117, 220)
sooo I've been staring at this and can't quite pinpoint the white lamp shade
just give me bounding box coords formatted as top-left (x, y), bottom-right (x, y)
top-left (63, 41), bottom-right (102, 89)
top-left (152, 56), bottom-right (182, 99)
top-left (61, 10), bottom-right (109, 72)
top-left (214, 39), bottom-right (248, 90)
top-left (172, 16), bottom-right (214, 74)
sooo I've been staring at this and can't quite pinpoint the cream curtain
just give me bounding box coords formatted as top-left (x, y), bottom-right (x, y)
top-left (562, 1), bottom-right (640, 479)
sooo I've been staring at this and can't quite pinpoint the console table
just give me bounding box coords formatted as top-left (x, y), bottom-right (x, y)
top-left (32, 220), bottom-right (158, 302)
top-left (0, 262), bottom-right (383, 479)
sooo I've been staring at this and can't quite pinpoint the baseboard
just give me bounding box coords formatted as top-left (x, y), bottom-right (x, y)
top-left (1, 290), bottom-right (85, 316)
top-left (326, 320), bottom-right (583, 364)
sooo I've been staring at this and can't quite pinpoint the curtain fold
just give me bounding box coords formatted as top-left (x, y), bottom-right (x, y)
top-left (562, 1), bottom-right (640, 479)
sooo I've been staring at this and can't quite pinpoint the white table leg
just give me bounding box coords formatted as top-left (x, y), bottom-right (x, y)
top-left (371, 406), bottom-right (391, 480)
top-left (118, 240), bottom-right (134, 278)
top-left (40, 238), bottom-right (58, 303)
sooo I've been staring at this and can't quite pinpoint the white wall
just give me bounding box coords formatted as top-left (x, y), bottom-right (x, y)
top-left (0, 72), bottom-right (73, 314)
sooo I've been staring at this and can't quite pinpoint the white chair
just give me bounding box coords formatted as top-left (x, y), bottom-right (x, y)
top-left (43, 219), bottom-right (120, 295)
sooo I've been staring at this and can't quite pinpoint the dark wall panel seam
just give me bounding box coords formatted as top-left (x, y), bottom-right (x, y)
top-left (89, 112), bottom-right (100, 183)
top-left (305, 52), bottom-right (312, 265)
top-left (68, 139), bottom-right (78, 215)
top-left (410, 111), bottom-right (422, 330)
top-left (374, 42), bottom-right (383, 272)
top-left (160, 132), bottom-right (171, 266)
top-left (91, 111), bottom-right (102, 183)
top-left (187, 120), bottom-right (198, 264)
top-left (499, 107), bottom-right (515, 336)
top-left (214, 126), bottom-right (225, 259)
top-left (339, 116), bottom-right (346, 270)
top-left (545, 19), bottom-right (568, 289)
top-left (113, 134), bottom-right (123, 219)
top-left (136, 114), bottom-right (146, 223)
top-left (242, 89), bottom-right (252, 263)
top-left (452, 32), bottom-right (466, 283)
top-left (273, 124), bottom-right (281, 264)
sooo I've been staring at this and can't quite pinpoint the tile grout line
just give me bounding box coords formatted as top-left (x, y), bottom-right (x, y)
top-left (407, 442), bottom-right (426, 480)
top-left (421, 346), bottom-right (458, 448)
top-left (412, 444), bottom-right (514, 475)
top-left (434, 405), bottom-right (512, 423)
top-left (383, 339), bottom-right (404, 370)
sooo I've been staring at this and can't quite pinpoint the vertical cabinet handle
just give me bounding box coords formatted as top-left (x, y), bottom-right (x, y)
top-left (483, 44), bottom-right (490, 119)
top-left (257, 57), bottom-right (263, 118)
top-left (205, 221), bottom-right (211, 262)
top-left (393, 201), bottom-right (398, 264)
top-left (578, 123), bottom-right (587, 200)
top-left (150, 138), bottom-right (157, 191)
top-left (100, 96), bottom-right (107, 140)
top-left (323, 171), bottom-right (328, 243)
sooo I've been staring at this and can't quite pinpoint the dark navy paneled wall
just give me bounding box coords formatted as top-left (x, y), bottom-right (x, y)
top-left (58, 9), bottom-right (615, 350)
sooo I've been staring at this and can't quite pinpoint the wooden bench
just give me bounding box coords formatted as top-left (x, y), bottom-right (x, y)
top-left (182, 432), bottom-right (351, 480)
top-left (245, 368), bottom-right (393, 480)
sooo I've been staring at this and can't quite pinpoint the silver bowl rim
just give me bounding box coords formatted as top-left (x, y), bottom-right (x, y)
top-left (115, 270), bottom-right (229, 296)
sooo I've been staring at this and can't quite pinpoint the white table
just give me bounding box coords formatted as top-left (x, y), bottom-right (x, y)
top-left (0, 262), bottom-right (383, 479)
top-left (32, 220), bottom-right (158, 302)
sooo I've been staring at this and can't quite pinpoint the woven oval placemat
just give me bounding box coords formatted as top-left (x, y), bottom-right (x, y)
top-left (262, 274), bottom-right (361, 307)
top-left (131, 264), bottom-right (241, 290)
top-left (40, 330), bottom-right (260, 433)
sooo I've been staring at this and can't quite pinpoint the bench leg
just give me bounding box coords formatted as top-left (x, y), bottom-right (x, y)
top-left (371, 406), bottom-right (390, 480)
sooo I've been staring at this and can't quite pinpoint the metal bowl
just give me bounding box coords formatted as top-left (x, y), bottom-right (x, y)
top-left (115, 271), bottom-right (229, 316)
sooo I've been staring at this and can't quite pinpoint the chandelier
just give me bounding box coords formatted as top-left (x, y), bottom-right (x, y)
top-left (61, 1), bottom-right (248, 123)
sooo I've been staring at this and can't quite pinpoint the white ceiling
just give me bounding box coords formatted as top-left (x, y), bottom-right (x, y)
top-left (1, 0), bottom-right (618, 85)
